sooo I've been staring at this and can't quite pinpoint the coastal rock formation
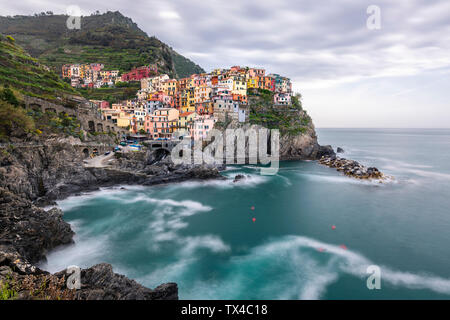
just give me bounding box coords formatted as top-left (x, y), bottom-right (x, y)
top-left (0, 248), bottom-right (177, 300)
top-left (279, 127), bottom-right (319, 160)
top-left (0, 188), bottom-right (73, 263)
top-left (319, 155), bottom-right (387, 180)
top-left (0, 138), bottom-right (226, 299)
top-left (219, 122), bottom-right (335, 162)
top-left (55, 264), bottom-right (178, 300)
top-left (0, 139), bottom-right (222, 206)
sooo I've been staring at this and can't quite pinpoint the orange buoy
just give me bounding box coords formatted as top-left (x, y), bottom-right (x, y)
top-left (340, 244), bottom-right (347, 250)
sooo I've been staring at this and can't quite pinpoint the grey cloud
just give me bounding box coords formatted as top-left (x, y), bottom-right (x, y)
top-left (2, 0), bottom-right (450, 87)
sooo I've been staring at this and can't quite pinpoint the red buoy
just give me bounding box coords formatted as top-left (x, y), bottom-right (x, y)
top-left (340, 244), bottom-right (347, 250)
top-left (252, 218), bottom-right (256, 222)
top-left (332, 225), bottom-right (336, 230)
top-left (251, 206), bottom-right (255, 211)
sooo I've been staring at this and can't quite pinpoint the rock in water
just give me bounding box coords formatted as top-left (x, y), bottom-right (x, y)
top-left (318, 156), bottom-right (388, 180)
top-left (337, 147), bottom-right (345, 153)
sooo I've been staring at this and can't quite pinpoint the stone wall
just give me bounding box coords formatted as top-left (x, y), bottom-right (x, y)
top-left (23, 96), bottom-right (128, 137)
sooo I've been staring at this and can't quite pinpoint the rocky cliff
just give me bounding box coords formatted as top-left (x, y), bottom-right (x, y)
top-left (0, 136), bottom-right (221, 299)
top-left (0, 247), bottom-right (178, 300)
top-left (216, 89), bottom-right (335, 162)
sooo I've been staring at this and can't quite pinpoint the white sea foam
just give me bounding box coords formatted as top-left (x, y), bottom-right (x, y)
top-left (162, 235), bottom-right (450, 299)
top-left (164, 173), bottom-right (269, 190)
top-left (39, 232), bottom-right (110, 273)
top-left (179, 235), bottom-right (231, 256)
top-left (248, 236), bottom-right (450, 298)
top-left (55, 185), bottom-right (147, 211)
top-left (299, 173), bottom-right (391, 186)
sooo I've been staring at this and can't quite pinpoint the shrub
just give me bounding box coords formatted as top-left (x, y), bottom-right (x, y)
top-left (0, 278), bottom-right (17, 300)
top-left (0, 87), bottom-right (19, 107)
top-left (0, 101), bottom-right (35, 140)
top-left (6, 35), bottom-right (15, 43)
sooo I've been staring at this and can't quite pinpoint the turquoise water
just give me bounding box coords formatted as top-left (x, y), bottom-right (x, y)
top-left (41, 129), bottom-right (450, 299)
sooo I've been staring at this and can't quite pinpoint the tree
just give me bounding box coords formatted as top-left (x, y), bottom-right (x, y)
top-left (0, 87), bottom-right (19, 107)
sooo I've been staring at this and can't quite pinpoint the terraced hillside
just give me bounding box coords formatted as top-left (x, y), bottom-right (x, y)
top-left (0, 11), bottom-right (205, 78)
top-left (0, 34), bottom-right (76, 101)
top-left (0, 34), bottom-right (126, 142)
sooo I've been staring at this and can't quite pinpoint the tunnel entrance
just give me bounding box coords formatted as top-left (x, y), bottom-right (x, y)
top-left (148, 148), bottom-right (171, 165)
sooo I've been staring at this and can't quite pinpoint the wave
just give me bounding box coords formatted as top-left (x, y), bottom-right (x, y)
top-left (38, 220), bottom-right (110, 273)
top-left (140, 235), bottom-right (450, 299)
top-left (55, 185), bottom-right (149, 211)
top-left (363, 156), bottom-right (434, 169)
top-left (298, 172), bottom-right (394, 186)
top-left (234, 235), bottom-right (450, 298)
top-left (164, 173), bottom-right (269, 190)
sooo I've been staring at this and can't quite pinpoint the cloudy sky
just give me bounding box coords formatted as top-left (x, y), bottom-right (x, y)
top-left (3, 0), bottom-right (450, 128)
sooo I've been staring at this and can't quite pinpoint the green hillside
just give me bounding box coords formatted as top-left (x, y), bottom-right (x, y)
top-left (0, 35), bottom-right (111, 142)
top-left (0, 33), bottom-right (76, 101)
top-left (0, 11), bottom-right (205, 78)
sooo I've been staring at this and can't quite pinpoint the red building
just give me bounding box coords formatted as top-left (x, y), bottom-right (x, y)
top-left (121, 64), bottom-right (158, 82)
top-left (263, 76), bottom-right (276, 92)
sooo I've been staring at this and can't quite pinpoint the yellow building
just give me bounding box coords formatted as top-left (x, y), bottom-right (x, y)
top-left (182, 88), bottom-right (195, 113)
top-left (162, 79), bottom-right (178, 96)
top-left (194, 86), bottom-right (211, 103)
top-left (247, 77), bottom-right (260, 89)
top-left (232, 75), bottom-right (247, 96)
top-left (178, 111), bottom-right (198, 132)
top-left (117, 112), bottom-right (132, 129)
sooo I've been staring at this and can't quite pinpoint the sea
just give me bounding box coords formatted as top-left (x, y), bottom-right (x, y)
top-left (39, 128), bottom-right (450, 299)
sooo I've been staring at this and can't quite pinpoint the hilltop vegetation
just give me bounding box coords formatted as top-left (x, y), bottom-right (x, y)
top-left (247, 88), bottom-right (311, 136)
top-left (0, 34), bottom-right (76, 101)
top-left (76, 82), bottom-right (140, 105)
top-left (0, 11), bottom-right (205, 78)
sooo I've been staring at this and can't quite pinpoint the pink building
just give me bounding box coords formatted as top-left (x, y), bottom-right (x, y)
top-left (249, 68), bottom-right (265, 78)
top-left (190, 115), bottom-right (217, 141)
top-left (144, 108), bottom-right (179, 139)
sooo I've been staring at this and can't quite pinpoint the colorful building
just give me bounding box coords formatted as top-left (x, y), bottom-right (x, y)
top-left (145, 108), bottom-right (179, 139)
top-left (178, 111), bottom-right (197, 133)
top-left (190, 115), bottom-right (217, 141)
top-left (121, 64), bottom-right (158, 82)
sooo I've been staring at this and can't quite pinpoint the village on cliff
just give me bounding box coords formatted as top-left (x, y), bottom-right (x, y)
top-left (61, 63), bottom-right (293, 140)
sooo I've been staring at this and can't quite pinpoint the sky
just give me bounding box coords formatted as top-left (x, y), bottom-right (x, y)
top-left (2, 0), bottom-right (450, 128)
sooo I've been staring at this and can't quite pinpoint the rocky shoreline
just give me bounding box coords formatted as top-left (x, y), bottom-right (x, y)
top-left (0, 139), bottom-right (223, 300)
top-left (0, 247), bottom-right (177, 300)
top-left (0, 134), bottom-right (374, 300)
top-left (318, 155), bottom-right (389, 181)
